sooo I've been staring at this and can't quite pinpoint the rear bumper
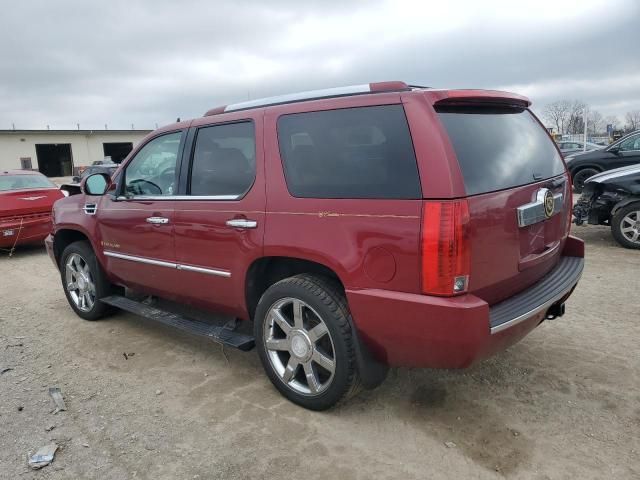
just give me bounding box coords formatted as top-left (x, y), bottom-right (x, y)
top-left (0, 217), bottom-right (51, 248)
top-left (347, 236), bottom-right (584, 368)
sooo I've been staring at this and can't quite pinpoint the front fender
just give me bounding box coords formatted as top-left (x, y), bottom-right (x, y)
top-left (611, 196), bottom-right (640, 216)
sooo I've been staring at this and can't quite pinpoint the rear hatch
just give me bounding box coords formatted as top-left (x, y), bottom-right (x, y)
top-left (435, 103), bottom-right (571, 305)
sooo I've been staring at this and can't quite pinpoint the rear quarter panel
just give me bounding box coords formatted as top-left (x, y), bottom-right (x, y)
top-left (262, 95), bottom-right (424, 293)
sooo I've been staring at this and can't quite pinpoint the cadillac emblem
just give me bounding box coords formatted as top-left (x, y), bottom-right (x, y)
top-left (543, 189), bottom-right (555, 218)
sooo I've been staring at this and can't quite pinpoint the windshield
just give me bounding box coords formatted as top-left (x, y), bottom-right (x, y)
top-left (437, 106), bottom-right (565, 195)
top-left (0, 174), bottom-right (56, 192)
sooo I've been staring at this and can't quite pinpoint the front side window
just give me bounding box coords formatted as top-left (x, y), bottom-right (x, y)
top-left (189, 122), bottom-right (255, 197)
top-left (618, 134), bottom-right (640, 151)
top-left (124, 132), bottom-right (181, 196)
top-left (277, 105), bottom-right (421, 199)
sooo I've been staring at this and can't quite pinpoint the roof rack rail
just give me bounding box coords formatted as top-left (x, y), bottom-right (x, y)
top-left (204, 81), bottom-right (411, 116)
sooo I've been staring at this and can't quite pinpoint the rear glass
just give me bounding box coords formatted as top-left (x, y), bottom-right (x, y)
top-left (0, 175), bottom-right (55, 192)
top-left (277, 105), bottom-right (421, 199)
top-left (437, 107), bottom-right (564, 195)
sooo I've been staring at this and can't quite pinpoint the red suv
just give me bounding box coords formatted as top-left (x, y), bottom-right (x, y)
top-left (46, 82), bottom-right (584, 410)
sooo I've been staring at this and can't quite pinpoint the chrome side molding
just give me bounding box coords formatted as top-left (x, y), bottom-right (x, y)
top-left (103, 251), bottom-right (231, 278)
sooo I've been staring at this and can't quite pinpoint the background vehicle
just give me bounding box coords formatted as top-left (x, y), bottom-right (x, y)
top-left (71, 163), bottom-right (118, 183)
top-left (46, 82), bottom-right (584, 410)
top-left (0, 170), bottom-right (64, 251)
top-left (565, 130), bottom-right (640, 192)
top-left (573, 164), bottom-right (640, 249)
top-left (557, 140), bottom-right (602, 157)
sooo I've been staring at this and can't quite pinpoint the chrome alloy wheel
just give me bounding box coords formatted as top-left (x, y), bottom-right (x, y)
top-left (620, 210), bottom-right (640, 244)
top-left (65, 253), bottom-right (96, 312)
top-left (264, 297), bottom-right (336, 396)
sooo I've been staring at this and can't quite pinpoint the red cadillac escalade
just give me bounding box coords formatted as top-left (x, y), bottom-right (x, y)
top-left (46, 82), bottom-right (584, 410)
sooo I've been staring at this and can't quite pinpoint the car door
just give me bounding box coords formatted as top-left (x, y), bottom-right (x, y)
top-left (96, 129), bottom-right (185, 297)
top-left (616, 133), bottom-right (640, 167)
top-left (172, 114), bottom-right (265, 318)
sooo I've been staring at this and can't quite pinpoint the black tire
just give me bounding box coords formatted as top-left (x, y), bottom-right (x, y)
top-left (254, 274), bottom-right (361, 410)
top-left (572, 168), bottom-right (599, 193)
top-left (60, 241), bottom-right (114, 320)
top-left (611, 203), bottom-right (640, 249)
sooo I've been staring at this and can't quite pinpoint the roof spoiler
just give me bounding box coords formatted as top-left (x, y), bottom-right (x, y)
top-left (433, 89), bottom-right (531, 108)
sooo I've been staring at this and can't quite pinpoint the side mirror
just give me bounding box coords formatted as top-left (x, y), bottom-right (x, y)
top-left (608, 146), bottom-right (620, 154)
top-left (82, 173), bottom-right (111, 196)
top-left (72, 176), bottom-right (80, 183)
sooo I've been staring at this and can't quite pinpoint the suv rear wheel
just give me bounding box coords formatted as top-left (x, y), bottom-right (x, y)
top-left (60, 241), bottom-right (114, 320)
top-left (611, 203), bottom-right (640, 249)
top-left (254, 274), bottom-right (360, 410)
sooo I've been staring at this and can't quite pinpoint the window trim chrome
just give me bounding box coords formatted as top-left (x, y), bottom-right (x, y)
top-left (103, 251), bottom-right (231, 277)
top-left (115, 194), bottom-right (241, 201)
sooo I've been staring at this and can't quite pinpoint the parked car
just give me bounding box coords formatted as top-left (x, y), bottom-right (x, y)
top-left (573, 164), bottom-right (640, 249)
top-left (556, 140), bottom-right (602, 157)
top-left (0, 170), bottom-right (64, 251)
top-left (72, 164), bottom-right (118, 183)
top-left (565, 130), bottom-right (640, 192)
top-left (45, 82), bottom-right (584, 410)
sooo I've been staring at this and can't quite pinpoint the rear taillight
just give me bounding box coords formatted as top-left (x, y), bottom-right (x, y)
top-left (421, 200), bottom-right (470, 296)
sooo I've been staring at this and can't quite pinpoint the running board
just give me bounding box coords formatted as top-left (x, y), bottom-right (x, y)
top-left (100, 295), bottom-right (255, 351)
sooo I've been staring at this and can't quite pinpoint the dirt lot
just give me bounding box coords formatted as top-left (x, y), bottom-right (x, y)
top-left (1, 226), bottom-right (638, 480)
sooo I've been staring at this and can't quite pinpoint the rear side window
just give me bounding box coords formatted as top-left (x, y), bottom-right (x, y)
top-left (437, 107), bottom-right (564, 195)
top-left (189, 122), bottom-right (256, 197)
top-left (277, 105), bottom-right (421, 199)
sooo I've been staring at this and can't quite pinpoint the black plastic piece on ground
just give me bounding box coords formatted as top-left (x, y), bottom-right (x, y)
top-left (100, 295), bottom-right (255, 351)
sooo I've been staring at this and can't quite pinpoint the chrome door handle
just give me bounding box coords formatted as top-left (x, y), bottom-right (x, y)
top-left (146, 216), bottom-right (169, 224)
top-left (226, 219), bottom-right (257, 229)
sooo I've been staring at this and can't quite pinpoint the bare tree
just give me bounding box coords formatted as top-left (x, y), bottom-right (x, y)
top-left (625, 110), bottom-right (640, 132)
top-left (566, 101), bottom-right (587, 135)
top-left (588, 110), bottom-right (604, 135)
top-left (543, 100), bottom-right (571, 134)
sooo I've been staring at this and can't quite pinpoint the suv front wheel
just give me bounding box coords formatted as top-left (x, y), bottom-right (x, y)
top-left (254, 274), bottom-right (360, 410)
top-left (60, 241), bottom-right (114, 320)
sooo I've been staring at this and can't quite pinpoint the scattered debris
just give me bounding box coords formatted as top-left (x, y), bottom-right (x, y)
top-left (45, 424), bottom-right (56, 432)
top-left (28, 443), bottom-right (58, 470)
top-left (49, 387), bottom-right (67, 413)
top-left (82, 443), bottom-right (89, 448)
top-left (155, 390), bottom-right (163, 396)
top-left (123, 352), bottom-right (135, 360)
top-left (6, 343), bottom-right (23, 348)
top-left (1, 367), bottom-right (13, 374)
top-left (444, 441), bottom-right (457, 449)
top-left (17, 406), bottom-right (23, 411)
top-left (512, 429), bottom-right (520, 437)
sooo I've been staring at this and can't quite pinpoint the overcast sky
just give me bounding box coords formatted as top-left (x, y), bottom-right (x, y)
top-left (1, 0), bottom-right (638, 130)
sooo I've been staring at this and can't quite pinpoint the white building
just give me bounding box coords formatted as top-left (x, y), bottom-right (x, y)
top-left (0, 129), bottom-right (151, 176)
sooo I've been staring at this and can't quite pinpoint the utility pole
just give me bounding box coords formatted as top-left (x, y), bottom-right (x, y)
top-left (583, 106), bottom-right (588, 152)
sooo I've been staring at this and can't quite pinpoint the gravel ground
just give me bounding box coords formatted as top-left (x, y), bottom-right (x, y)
top-left (0, 226), bottom-right (638, 479)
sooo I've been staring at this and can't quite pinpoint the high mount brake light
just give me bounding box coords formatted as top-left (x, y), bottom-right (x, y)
top-left (421, 200), bottom-right (471, 296)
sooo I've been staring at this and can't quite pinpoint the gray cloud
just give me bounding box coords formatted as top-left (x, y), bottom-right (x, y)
top-left (1, 0), bottom-right (639, 130)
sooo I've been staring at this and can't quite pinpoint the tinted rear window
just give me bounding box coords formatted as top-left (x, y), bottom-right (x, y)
top-left (437, 107), bottom-right (564, 195)
top-left (0, 175), bottom-right (55, 192)
top-left (277, 105), bottom-right (421, 199)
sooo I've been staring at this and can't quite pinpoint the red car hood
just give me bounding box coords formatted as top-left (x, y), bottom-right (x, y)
top-left (0, 188), bottom-right (64, 219)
